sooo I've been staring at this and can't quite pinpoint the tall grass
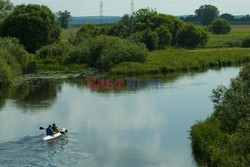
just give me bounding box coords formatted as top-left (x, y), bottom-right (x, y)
top-left (111, 48), bottom-right (250, 75)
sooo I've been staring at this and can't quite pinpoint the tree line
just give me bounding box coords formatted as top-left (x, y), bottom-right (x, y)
top-left (180, 4), bottom-right (250, 25)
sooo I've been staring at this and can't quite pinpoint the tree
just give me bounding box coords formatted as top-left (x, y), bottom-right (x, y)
top-left (155, 25), bottom-right (172, 48)
top-left (195, 5), bottom-right (219, 25)
top-left (177, 24), bottom-right (208, 49)
top-left (210, 18), bottom-right (231, 34)
top-left (56, 10), bottom-right (71, 29)
top-left (220, 13), bottom-right (235, 22)
top-left (129, 29), bottom-right (159, 51)
top-left (109, 22), bottom-right (129, 38)
top-left (0, 0), bottom-right (13, 20)
top-left (0, 4), bottom-right (61, 53)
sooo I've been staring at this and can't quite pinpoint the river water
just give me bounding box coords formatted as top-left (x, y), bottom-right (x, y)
top-left (0, 67), bottom-right (240, 167)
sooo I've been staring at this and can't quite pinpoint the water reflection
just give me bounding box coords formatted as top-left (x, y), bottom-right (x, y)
top-left (0, 79), bottom-right (61, 111)
top-left (0, 67), bottom-right (241, 167)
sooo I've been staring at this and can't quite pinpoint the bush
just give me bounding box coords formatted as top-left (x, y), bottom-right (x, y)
top-left (66, 35), bottom-right (148, 71)
top-left (109, 22), bottom-right (129, 38)
top-left (155, 25), bottom-right (172, 48)
top-left (210, 18), bottom-right (231, 34)
top-left (0, 4), bottom-right (61, 53)
top-left (0, 37), bottom-right (36, 87)
top-left (69, 24), bottom-right (101, 45)
top-left (190, 64), bottom-right (250, 167)
top-left (241, 37), bottom-right (250, 48)
top-left (177, 24), bottom-right (208, 49)
top-left (37, 42), bottom-right (74, 64)
top-left (129, 29), bottom-right (159, 51)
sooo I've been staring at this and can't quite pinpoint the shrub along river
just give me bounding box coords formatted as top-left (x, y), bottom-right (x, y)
top-left (0, 67), bottom-right (241, 167)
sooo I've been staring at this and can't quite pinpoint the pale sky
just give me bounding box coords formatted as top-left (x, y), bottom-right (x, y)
top-left (11, 0), bottom-right (250, 16)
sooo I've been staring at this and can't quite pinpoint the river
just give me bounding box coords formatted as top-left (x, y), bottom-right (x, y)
top-left (0, 67), bottom-right (240, 167)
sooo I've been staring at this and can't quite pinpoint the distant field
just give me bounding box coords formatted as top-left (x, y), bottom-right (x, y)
top-left (61, 25), bottom-right (250, 48)
top-left (207, 25), bottom-right (250, 48)
top-left (60, 27), bottom-right (80, 42)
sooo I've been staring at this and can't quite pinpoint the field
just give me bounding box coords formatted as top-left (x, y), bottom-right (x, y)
top-left (60, 27), bottom-right (80, 42)
top-left (207, 25), bottom-right (250, 48)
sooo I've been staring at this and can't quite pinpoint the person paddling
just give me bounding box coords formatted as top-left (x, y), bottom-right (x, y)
top-left (46, 125), bottom-right (54, 136)
top-left (52, 123), bottom-right (59, 133)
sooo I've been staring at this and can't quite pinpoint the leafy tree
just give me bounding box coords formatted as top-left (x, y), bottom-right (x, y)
top-left (129, 29), bottom-right (159, 51)
top-left (56, 10), bottom-right (71, 29)
top-left (195, 5), bottom-right (219, 25)
top-left (177, 24), bottom-right (208, 49)
top-left (69, 24), bottom-right (101, 45)
top-left (155, 25), bottom-right (172, 48)
top-left (220, 13), bottom-right (235, 22)
top-left (109, 22), bottom-right (129, 38)
top-left (0, 0), bottom-right (13, 20)
top-left (210, 18), bottom-right (231, 34)
top-left (0, 4), bottom-right (61, 53)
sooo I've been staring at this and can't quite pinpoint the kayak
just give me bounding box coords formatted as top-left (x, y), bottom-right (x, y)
top-left (43, 128), bottom-right (68, 141)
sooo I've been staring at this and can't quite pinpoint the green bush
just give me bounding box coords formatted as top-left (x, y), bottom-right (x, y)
top-left (155, 25), bottom-right (172, 48)
top-left (190, 64), bottom-right (250, 167)
top-left (0, 4), bottom-right (61, 53)
top-left (241, 37), bottom-right (250, 48)
top-left (210, 18), bottom-right (231, 34)
top-left (66, 35), bottom-right (148, 71)
top-left (129, 29), bottom-right (159, 51)
top-left (177, 24), bottom-right (208, 49)
top-left (109, 22), bottom-right (129, 38)
top-left (37, 42), bottom-right (74, 64)
top-left (69, 24), bottom-right (103, 45)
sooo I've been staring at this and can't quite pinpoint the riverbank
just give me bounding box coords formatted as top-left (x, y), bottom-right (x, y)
top-left (110, 48), bottom-right (250, 75)
top-left (190, 64), bottom-right (250, 167)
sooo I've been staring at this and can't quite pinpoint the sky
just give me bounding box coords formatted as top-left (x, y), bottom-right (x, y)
top-left (11, 0), bottom-right (250, 16)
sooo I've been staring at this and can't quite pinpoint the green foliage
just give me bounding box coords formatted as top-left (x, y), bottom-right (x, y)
top-left (0, 37), bottom-right (36, 88)
top-left (65, 35), bottom-right (148, 71)
top-left (111, 48), bottom-right (250, 75)
top-left (177, 24), bottom-right (208, 49)
top-left (190, 64), bottom-right (250, 167)
top-left (37, 42), bottom-right (74, 64)
top-left (109, 22), bottom-right (129, 38)
top-left (210, 18), bottom-right (231, 34)
top-left (155, 25), bottom-right (172, 48)
top-left (129, 29), bottom-right (159, 51)
top-left (69, 24), bottom-right (101, 45)
top-left (241, 37), bottom-right (250, 48)
top-left (56, 10), bottom-right (71, 29)
top-left (195, 4), bottom-right (220, 25)
top-left (0, 0), bottom-right (13, 20)
top-left (0, 4), bottom-right (61, 53)
top-left (110, 8), bottom-right (185, 49)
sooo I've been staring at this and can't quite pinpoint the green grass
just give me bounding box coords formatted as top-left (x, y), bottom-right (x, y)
top-left (110, 48), bottom-right (250, 75)
top-left (207, 25), bottom-right (250, 48)
top-left (60, 27), bottom-right (80, 42)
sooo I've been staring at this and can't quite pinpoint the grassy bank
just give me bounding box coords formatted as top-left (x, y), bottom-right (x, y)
top-left (110, 48), bottom-right (250, 75)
